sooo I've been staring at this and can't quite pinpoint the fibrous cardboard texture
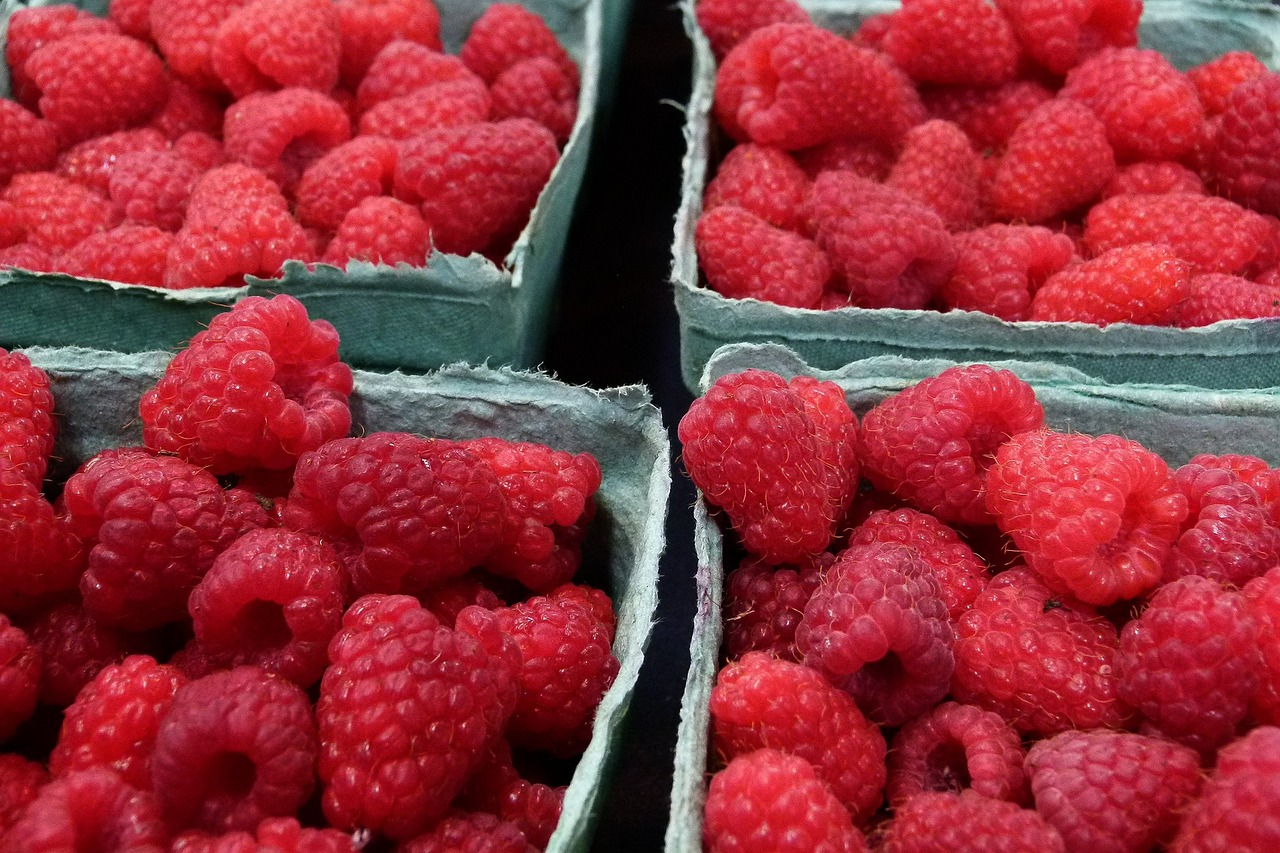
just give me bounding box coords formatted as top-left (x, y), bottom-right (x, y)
top-left (24, 345), bottom-right (671, 853)
top-left (0, 0), bottom-right (602, 374)
top-left (664, 341), bottom-right (1280, 852)
top-left (672, 0), bottom-right (1280, 393)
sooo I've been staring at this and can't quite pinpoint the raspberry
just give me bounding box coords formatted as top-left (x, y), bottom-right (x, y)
top-left (294, 136), bottom-right (397, 231)
top-left (0, 349), bottom-right (56, 488)
top-left (417, 572), bottom-right (505, 627)
top-left (0, 755), bottom-right (47, 833)
top-left (283, 433), bottom-right (505, 594)
top-left (151, 666), bottom-right (317, 832)
top-left (882, 0), bottom-right (1019, 87)
top-left (723, 552), bottom-right (830, 662)
top-left (333, 0), bottom-right (442, 87)
top-left (490, 57), bottom-right (578, 145)
top-left (704, 143), bottom-right (809, 231)
top-left (55, 128), bottom-right (169, 196)
top-left (173, 132), bottom-right (229, 171)
top-left (995, 0), bottom-right (1141, 76)
top-left (0, 614), bottom-right (40, 742)
top-left (2, 172), bottom-right (121, 254)
top-left (694, 0), bottom-right (810, 60)
top-left (1243, 567), bottom-right (1280, 725)
top-left (108, 151), bottom-right (203, 232)
top-left (149, 81), bottom-right (228, 141)
top-left (394, 118), bottom-right (559, 258)
top-left (1117, 575), bottom-right (1262, 756)
top-left (1163, 461), bottom-right (1280, 586)
top-left (1208, 72), bottom-right (1280, 216)
top-left (796, 543), bottom-right (954, 726)
top-left (695, 206), bottom-right (829, 308)
top-left (711, 652), bottom-right (887, 823)
top-left (398, 811), bottom-right (534, 853)
top-left (880, 790), bottom-right (1065, 853)
top-left (678, 369), bottom-right (852, 563)
top-left (1030, 243), bottom-right (1193, 326)
top-left (321, 196), bottom-right (430, 268)
top-left (223, 88), bottom-right (352, 194)
top-left (1189, 453), bottom-right (1280, 526)
top-left (458, 739), bottom-right (564, 848)
top-left (793, 138), bottom-right (893, 181)
top-left (0, 101), bottom-right (58, 186)
top-left (317, 595), bottom-right (519, 839)
top-left (4, 6), bottom-right (121, 109)
top-left (1169, 725), bottom-right (1280, 852)
top-left (851, 12), bottom-right (894, 48)
top-left (703, 749), bottom-right (870, 853)
top-left (3, 769), bottom-right (167, 852)
top-left (109, 0), bottom-right (152, 39)
top-left (0, 203), bottom-right (22, 249)
top-left (939, 224), bottom-right (1076, 320)
top-left (171, 817), bottom-right (361, 853)
top-left (354, 42), bottom-right (478, 113)
top-left (210, 0), bottom-right (341, 98)
top-left (1101, 160), bottom-right (1207, 198)
top-left (804, 172), bottom-right (955, 309)
top-left (1188, 51), bottom-right (1269, 117)
top-left (792, 374), bottom-right (860, 518)
top-left (1026, 729), bottom-right (1202, 853)
top-left (60, 224), bottom-right (174, 288)
top-left (149, 0), bottom-right (248, 91)
top-left (987, 100), bottom-right (1115, 223)
top-left (0, 244), bottom-right (55, 273)
top-left (886, 120), bottom-right (983, 231)
top-left (886, 701), bottom-right (1026, 807)
top-left (923, 80), bottom-right (1055, 152)
top-left (357, 78), bottom-right (492, 140)
top-left (23, 600), bottom-right (145, 707)
top-left (0, 467), bottom-right (85, 617)
top-left (460, 4), bottom-right (577, 87)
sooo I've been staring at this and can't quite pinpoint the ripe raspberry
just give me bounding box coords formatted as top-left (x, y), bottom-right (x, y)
top-left (922, 80), bottom-right (1054, 152)
top-left (108, 0), bottom-right (152, 39)
top-left (416, 572), bottom-right (505, 627)
top-left (294, 136), bottom-right (397, 231)
top-left (0, 755), bottom-right (47, 833)
top-left (1169, 725), bottom-right (1280, 852)
top-left (210, 0), bottom-right (341, 98)
top-left (149, 0), bottom-right (249, 91)
top-left (1117, 576), bottom-right (1262, 755)
top-left (318, 595), bottom-right (519, 839)
top-left (1030, 243), bottom-right (1193, 326)
top-left (0, 243), bottom-right (55, 273)
top-left (333, 0), bottom-right (442, 87)
top-left (792, 373), bottom-right (860, 516)
top-left (170, 817), bottom-right (361, 853)
top-left (723, 552), bottom-right (829, 662)
top-left (1189, 51), bottom-right (1269, 117)
top-left (886, 120), bottom-right (983, 231)
top-left (460, 3), bottom-right (577, 87)
top-left (0, 203), bottom-right (22, 250)
top-left (886, 701), bottom-right (1026, 807)
top-left (694, 0), bottom-right (810, 60)
top-left (2, 172), bottom-right (121, 255)
top-left (851, 11), bottom-right (894, 48)
top-left (4, 5), bottom-right (121, 109)
top-left (704, 143), bottom-right (809, 232)
top-left (882, 0), bottom-right (1019, 87)
top-left (1208, 71), bottom-right (1280, 216)
top-left (804, 172), bottom-right (955, 309)
top-left (148, 81), bottom-right (228, 141)
top-left (357, 78), bottom-right (492, 140)
top-left (0, 614), bottom-right (40, 743)
top-left (880, 790), bottom-right (1065, 853)
top-left (793, 137), bottom-right (893, 181)
top-left (108, 151), bottom-right (202, 233)
top-left (0, 101), bottom-right (58, 186)
top-left (23, 600), bottom-right (146, 707)
top-left (321, 196), bottom-right (430, 268)
top-left (283, 433), bottom-right (505, 594)
top-left (55, 128), bottom-right (169, 196)
top-left (458, 739), bottom-right (563, 848)
top-left (711, 652), bottom-right (887, 823)
top-left (59, 224), bottom-right (173, 288)
top-left (398, 811), bottom-right (534, 853)
top-left (696, 206), bottom-right (829, 308)
top-left (1026, 729), bottom-right (1202, 853)
top-left (3, 769), bottom-right (167, 852)
top-left (987, 100), bottom-right (1115, 223)
top-left (173, 131), bottom-right (229, 171)
top-left (796, 543), bottom-right (953, 726)
top-left (0, 349), bottom-right (56, 488)
top-left (490, 57), bottom-right (578, 145)
top-left (704, 749), bottom-right (870, 853)
top-left (1163, 461), bottom-right (1280, 585)
top-left (939, 224), bottom-right (1076, 320)
top-left (995, 0), bottom-right (1141, 76)
top-left (1243, 567), bottom-right (1280, 725)
top-left (1101, 160), bottom-right (1207, 199)
top-left (354, 42), bottom-right (478, 113)
top-left (0, 467), bottom-right (83, 616)
top-left (223, 88), bottom-right (352, 194)
top-left (859, 365), bottom-right (1043, 525)
top-left (1190, 453), bottom-right (1280, 526)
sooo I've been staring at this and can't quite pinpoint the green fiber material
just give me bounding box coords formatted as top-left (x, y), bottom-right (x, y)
top-left (0, 0), bottom-right (602, 374)
top-left (672, 0), bottom-right (1280, 393)
top-left (664, 341), bottom-right (1280, 852)
top-left (24, 346), bottom-right (670, 853)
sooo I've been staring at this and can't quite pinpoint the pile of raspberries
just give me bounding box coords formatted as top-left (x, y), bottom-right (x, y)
top-left (695, 0), bottom-right (1280, 328)
top-left (680, 365), bottom-right (1280, 852)
top-left (0, 0), bottom-right (578, 289)
top-left (0, 294), bottom-right (619, 850)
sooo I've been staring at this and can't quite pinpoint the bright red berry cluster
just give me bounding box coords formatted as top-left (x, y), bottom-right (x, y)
top-left (683, 364), bottom-right (1280, 852)
top-left (0, 295), bottom-right (616, 849)
top-left (0, 0), bottom-right (576, 287)
top-left (694, 0), bottom-right (1280, 328)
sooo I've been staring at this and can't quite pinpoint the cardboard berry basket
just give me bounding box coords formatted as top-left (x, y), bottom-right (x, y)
top-left (0, 0), bottom-right (602, 373)
top-left (22, 344), bottom-right (669, 853)
top-left (672, 0), bottom-right (1280, 393)
top-left (663, 340), bottom-right (1280, 852)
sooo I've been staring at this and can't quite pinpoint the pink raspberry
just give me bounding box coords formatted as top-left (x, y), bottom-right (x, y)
top-left (1177, 274), bottom-right (1280, 327)
top-left (354, 42), bottom-right (478, 113)
top-left (0, 349), bottom-right (56, 488)
top-left (886, 119), bottom-right (983, 231)
top-left (0, 466), bottom-right (84, 616)
top-left (995, 0), bottom-right (1141, 76)
top-left (2, 172), bottom-right (121, 255)
top-left (694, 0), bottom-right (810, 60)
top-left (0, 243), bottom-right (55, 273)
top-left (55, 128), bottom-right (169, 196)
top-left (923, 80), bottom-right (1054, 152)
top-left (321, 196), bottom-right (430, 268)
top-left (703, 143), bottom-right (809, 232)
top-left (149, 0), bottom-right (249, 92)
top-left (1101, 160), bottom-right (1207, 198)
top-left (939, 223), bottom-right (1076, 320)
top-left (0, 100), bottom-right (58, 186)
top-left (459, 3), bottom-right (578, 87)
top-left (59, 224), bottom-right (173, 288)
top-left (357, 78), bottom-right (492, 140)
top-left (4, 6), bottom-right (121, 109)
top-left (458, 740), bottom-right (564, 848)
top-left (23, 600), bottom-right (145, 707)
top-left (882, 0), bottom-right (1019, 87)
top-left (3, 769), bottom-right (167, 852)
top-left (1243, 567), bottom-right (1280, 725)
top-left (0, 614), bottom-right (40, 742)
top-left (1188, 51), bottom-right (1270, 117)
top-left (880, 790), bottom-right (1065, 853)
top-left (1208, 71), bottom-right (1280, 216)
top-left (722, 552), bottom-right (830, 662)
top-left (1030, 243), bottom-right (1193, 326)
top-left (333, 0), bottom-right (442, 88)
top-left (294, 136), bottom-right (397, 231)
top-left (210, 0), bottom-right (340, 98)
top-left (1169, 725), bottom-right (1280, 852)
top-left (695, 205), bottom-right (829, 308)
top-left (0, 755), bottom-right (47, 834)
top-left (1164, 461), bottom-right (1280, 585)
top-left (398, 811), bottom-right (535, 853)
top-left (108, 151), bottom-right (203, 232)
top-left (490, 57), bottom-right (578, 145)
top-left (223, 88), bottom-right (352, 194)
top-left (886, 700), bottom-right (1027, 807)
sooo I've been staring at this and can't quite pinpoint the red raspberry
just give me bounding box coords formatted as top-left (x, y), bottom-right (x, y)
top-left (416, 572), bottom-right (505, 628)
top-left (458, 739), bottom-right (563, 848)
top-left (704, 143), bottom-right (809, 232)
top-left (210, 0), bottom-right (341, 99)
top-left (678, 369), bottom-right (852, 563)
top-left (490, 57), bottom-right (578, 146)
top-left (149, 0), bottom-right (248, 91)
top-left (0, 202), bottom-right (22, 249)
top-left (1117, 576), bottom-right (1262, 755)
top-left (23, 600), bottom-right (146, 707)
top-left (321, 196), bottom-right (430, 268)
top-left (881, 790), bottom-right (1065, 853)
top-left (886, 119), bottom-right (983, 231)
top-left (294, 136), bottom-right (396, 231)
top-left (939, 223), bottom-right (1076, 320)
top-left (0, 467), bottom-right (83, 616)
top-left (987, 100), bottom-right (1115, 223)
top-left (792, 373), bottom-right (860, 516)
top-left (333, 0), bottom-right (442, 88)
top-left (108, 0), bottom-right (152, 39)
top-left (851, 12), bottom-right (894, 48)
top-left (723, 552), bottom-right (830, 662)
top-left (886, 700), bottom-right (1027, 807)
top-left (354, 42), bottom-right (478, 114)
top-left (703, 749), bottom-right (870, 853)
top-left (793, 137), bottom-right (893, 181)
top-left (711, 652), bottom-right (887, 823)
top-left (695, 206), bottom-right (829, 308)
top-left (223, 88), bottom-right (352, 194)
top-left (0, 614), bottom-right (40, 742)
top-left (357, 78), bottom-right (492, 140)
top-left (188, 529), bottom-right (346, 688)
top-left (1101, 160), bottom-right (1207, 198)
top-left (1164, 461), bottom-right (1280, 585)
top-left (923, 80), bottom-right (1055, 152)
top-left (1188, 51), bottom-right (1269, 117)
top-left (882, 0), bottom-right (1019, 87)
top-left (0, 755), bottom-right (47, 833)
top-left (394, 118), bottom-right (559, 258)
top-left (1169, 725), bottom-right (1280, 852)
top-left (108, 151), bottom-right (202, 232)
top-left (694, 0), bottom-right (810, 61)
top-left (0, 101), bottom-right (58, 186)
top-left (1243, 567), bottom-right (1280, 725)
top-left (1030, 243), bottom-right (1193, 326)
top-left (995, 0), bottom-right (1141, 76)
top-left (59, 224), bottom-right (173, 288)
top-left (0, 349), bottom-right (56, 488)
top-left (2, 172), bottom-right (121, 255)
top-left (318, 595), bottom-right (519, 839)
top-left (173, 132), bottom-right (229, 171)
top-left (139, 294), bottom-right (352, 474)
top-left (1026, 729), bottom-right (1202, 853)
top-left (1208, 71), bottom-right (1280, 216)
top-left (859, 365), bottom-right (1043, 526)
top-left (804, 172), bottom-right (955, 309)
top-left (55, 128), bottom-right (168, 196)
top-left (4, 6), bottom-right (121, 109)
top-left (398, 811), bottom-right (534, 853)
top-left (0, 243), bottom-right (55, 273)
top-left (796, 543), bottom-right (954, 726)
top-left (283, 433), bottom-right (505, 594)
top-left (3, 769), bottom-right (167, 852)
top-left (1189, 453), bottom-right (1280, 526)
top-left (460, 4), bottom-right (577, 87)
top-left (171, 817), bottom-right (361, 853)
top-left (149, 81), bottom-right (228, 141)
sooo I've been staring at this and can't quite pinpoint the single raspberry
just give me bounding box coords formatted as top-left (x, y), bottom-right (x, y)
top-left (394, 118), bottom-right (559, 258)
top-left (2, 172), bottom-right (121, 255)
top-left (922, 80), bottom-right (1055, 152)
top-left (490, 57), bottom-right (578, 145)
top-left (703, 749), bottom-right (870, 853)
top-left (851, 11), bottom-right (894, 48)
top-left (333, 0), bottom-right (442, 87)
top-left (880, 790), bottom-right (1065, 853)
top-left (0, 614), bottom-right (40, 743)
top-left (723, 552), bottom-right (829, 662)
top-left (170, 817), bottom-right (361, 853)
top-left (1243, 567), bottom-right (1280, 725)
top-left (0, 243), bottom-right (55, 273)
top-left (0, 755), bottom-right (47, 833)
top-left (458, 739), bottom-right (564, 848)
top-left (1163, 461), bottom-right (1280, 585)
top-left (149, 81), bottom-right (228, 140)
top-left (886, 701), bottom-right (1026, 807)
top-left (223, 88), bottom-right (352, 194)
top-left (354, 42), bottom-right (478, 114)
top-left (317, 595), bottom-right (520, 840)
top-left (796, 542), bottom-right (954, 726)
top-left (0, 467), bottom-right (85, 616)
top-left (793, 137), bottom-right (893, 181)
top-left (882, 0), bottom-right (1019, 87)
top-left (696, 206), bottom-right (829, 308)
top-left (108, 151), bottom-right (202, 232)
top-left (804, 172), bottom-right (955, 309)
top-left (321, 196), bottom-right (430, 268)
top-left (791, 373), bottom-right (860, 518)
top-left (23, 600), bottom-right (147, 707)
top-left (995, 0), bottom-right (1141, 76)
top-left (151, 666), bottom-right (317, 832)
top-left (55, 128), bottom-right (169, 196)
top-left (149, 0), bottom-right (248, 91)
top-left (283, 433), bottom-right (505, 594)
top-left (939, 224), bottom-right (1076, 320)
top-left (1117, 575), bottom-right (1262, 755)
top-left (210, 0), bottom-right (341, 98)
top-left (1188, 453), bottom-right (1280, 527)
top-left (0, 349), bottom-right (56, 488)
top-left (416, 572), bottom-right (505, 627)
top-left (704, 143), bottom-right (809, 231)
top-left (1188, 51), bottom-right (1270, 117)
top-left (173, 131), bottom-right (229, 171)
top-left (694, 0), bottom-right (810, 60)
top-left (1030, 243), bottom-right (1193, 326)
top-left (0, 101), bottom-right (58, 186)
top-left (397, 811), bottom-right (534, 853)
top-left (294, 136), bottom-right (397, 231)
top-left (59, 224), bottom-right (174, 288)
top-left (1208, 72), bottom-right (1280, 216)
top-left (1101, 160), bottom-right (1207, 198)
top-left (987, 99), bottom-right (1115, 223)
top-left (4, 5), bottom-right (121, 109)
top-left (711, 652), bottom-right (887, 823)
top-left (3, 769), bottom-right (167, 852)
top-left (459, 3), bottom-right (577, 87)
top-left (886, 120), bottom-right (983, 231)
top-left (108, 0), bottom-right (152, 39)
top-left (357, 78), bottom-right (492, 140)
top-left (1169, 725), bottom-right (1280, 852)
top-left (1026, 729), bottom-right (1202, 853)
top-left (0, 203), bottom-right (22, 250)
